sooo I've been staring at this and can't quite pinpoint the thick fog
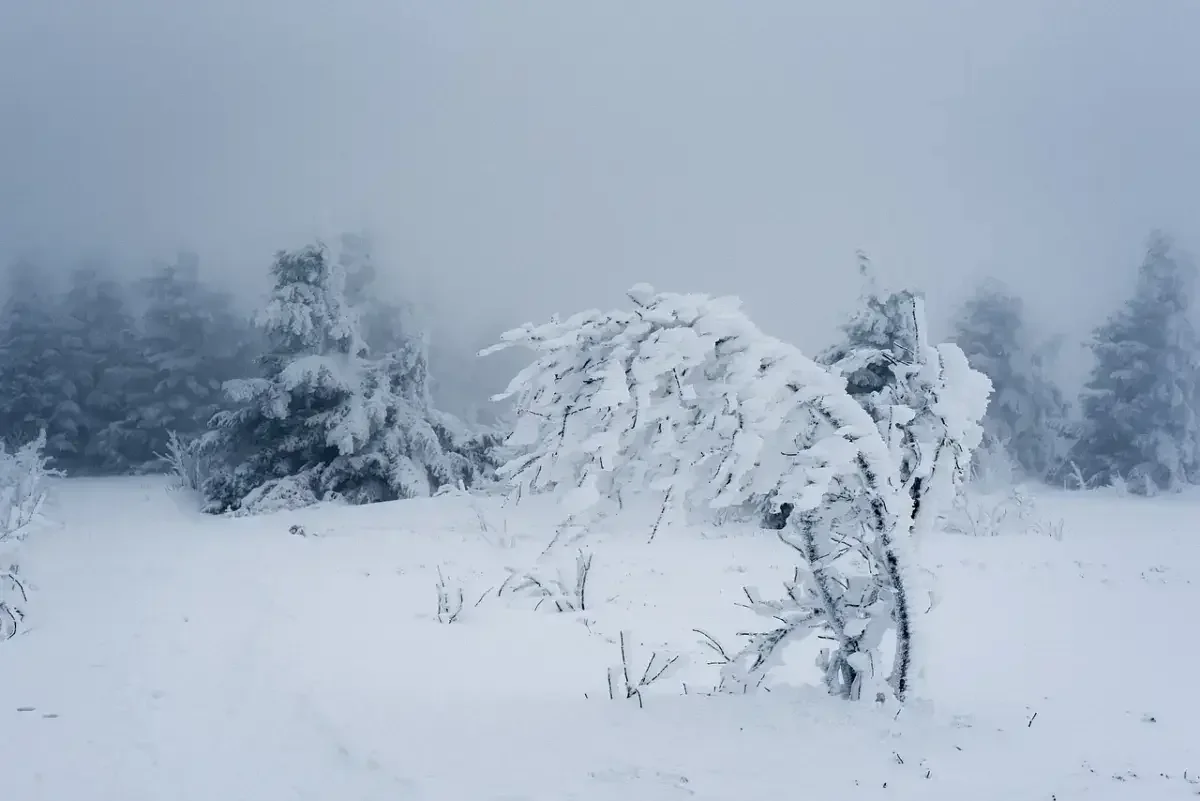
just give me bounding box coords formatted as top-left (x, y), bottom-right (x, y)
top-left (3, 0), bottom-right (1199, 374)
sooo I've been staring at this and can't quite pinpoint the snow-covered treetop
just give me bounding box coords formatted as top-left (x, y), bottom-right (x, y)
top-left (820, 257), bottom-right (923, 400)
top-left (259, 244), bottom-right (365, 365)
top-left (483, 284), bottom-right (908, 526)
top-left (831, 286), bottom-right (991, 519)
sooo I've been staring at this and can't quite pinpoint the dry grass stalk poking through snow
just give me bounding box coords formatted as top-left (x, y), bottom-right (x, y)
top-left (946, 485), bottom-right (1065, 540)
top-left (607, 631), bottom-right (682, 708)
top-left (435, 568), bottom-right (465, 624)
top-left (500, 550), bottom-right (592, 613)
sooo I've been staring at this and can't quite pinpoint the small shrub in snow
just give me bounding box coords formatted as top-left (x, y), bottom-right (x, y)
top-left (946, 486), bottom-right (1035, 538)
top-left (500, 550), bottom-right (592, 612)
top-left (157, 430), bottom-right (212, 492)
top-left (607, 631), bottom-right (681, 708)
top-left (692, 628), bottom-right (766, 695)
top-left (435, 568), bottom-right (465, 624)
top-left (0, 431), bottom-right (54, 540)
top-left (0, 432), bottom-right (54, 641)
top-left (946, 484), bottom-right (1066, 540)
top-left (485, 284), bottom-right (989, 702)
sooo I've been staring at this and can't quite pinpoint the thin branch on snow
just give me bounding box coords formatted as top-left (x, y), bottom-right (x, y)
top-left (607, 631), bottom-right (681, 708)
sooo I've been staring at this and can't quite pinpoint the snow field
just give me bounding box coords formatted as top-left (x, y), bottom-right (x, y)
top-left (0, 477), bottom-right (1197, 800)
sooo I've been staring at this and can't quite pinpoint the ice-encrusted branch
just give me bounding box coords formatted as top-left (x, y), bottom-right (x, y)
top-left (485, 285), bottom-right (933, 701)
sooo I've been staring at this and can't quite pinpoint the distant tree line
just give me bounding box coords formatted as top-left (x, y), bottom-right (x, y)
top-left (2, 227), bottom-right (1195, 503)
top-left (948, 231), bottom-right (1200, 495)
top-left (0, 234), bottom-right (502, 512)
top-left (0, 251), bottom-right (259, 474)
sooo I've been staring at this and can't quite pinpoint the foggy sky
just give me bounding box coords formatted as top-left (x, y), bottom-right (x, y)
top-left (3, 0), bottom-right (1199, 366)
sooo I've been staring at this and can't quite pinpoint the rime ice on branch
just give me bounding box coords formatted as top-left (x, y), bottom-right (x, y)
top-left (486, 284), bottom-right (990, 702)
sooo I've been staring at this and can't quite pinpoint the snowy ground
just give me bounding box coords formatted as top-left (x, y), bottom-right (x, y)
top-left (1, 477), bottom-right (1198, 800)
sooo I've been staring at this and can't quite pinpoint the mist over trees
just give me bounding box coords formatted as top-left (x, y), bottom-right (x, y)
top-left (0, 253), bottom-right (258, 474)
top-left (0, 236), bottom-right (501, 497)
top-left (947, 232), bottom-right (1200, 496)
top-left (951, 279), bottom-right (1071, 481)
top-left (1066, 233), bottom-right (1200, 493)
top-left (2, 227), bottom-right (1200, 505)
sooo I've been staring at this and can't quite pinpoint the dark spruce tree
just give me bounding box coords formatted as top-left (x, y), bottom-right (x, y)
top-left (59, 263), bottom-right (154, 474)
top-left (952, 279), bottom-right (1070, 480)
top-left (129, 252), bottom-right (258, 467)
top-left (1069, 233), bottom-right (1200, 493)
top-left (0, 261), bottom-right (80, 463)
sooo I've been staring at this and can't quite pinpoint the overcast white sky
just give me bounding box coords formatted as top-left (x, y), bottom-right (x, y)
top-left (2, 0), bottom-right (1198, 364)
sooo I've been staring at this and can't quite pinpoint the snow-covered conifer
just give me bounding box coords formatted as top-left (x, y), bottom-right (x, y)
top-left (486, 284), bottom-right (988, 702)
top-left (127, 253), bottom-right (258, 467)
top-left (203, 243), bottom-right (495, 514)
top-left (59, 264), bottom-right (154, 473)
top-left (0, 263), bottom-right (80, 465)
top-left (952, 279), bottom-right (1070, 480)
top-left (1070, 232), bottom-right (1200, 492)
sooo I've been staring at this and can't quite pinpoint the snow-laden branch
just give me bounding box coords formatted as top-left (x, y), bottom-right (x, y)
top-left (485, 284), bottom-right (934, 701)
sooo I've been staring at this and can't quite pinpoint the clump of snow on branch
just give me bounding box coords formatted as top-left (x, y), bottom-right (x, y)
top-left (487, 284), bottom-right (956, 702)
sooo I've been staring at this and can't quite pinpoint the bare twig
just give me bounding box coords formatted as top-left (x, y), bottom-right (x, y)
top-left (607, 630), bottom-right (681, 708)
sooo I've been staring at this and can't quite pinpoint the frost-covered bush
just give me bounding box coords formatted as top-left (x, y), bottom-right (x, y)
top-left (0, 431), bottom-right (54, 641)
top-left (820, 263), bottom-right (993, 543)
top-left (945, 485), bottom-right (1065, 540)
top-left (156, 430), bottom-right (212, 492)
top-left (203, 243), bottom-right (499, 515)
top-left (500, 550), bottom-right (592, 613)
top-left (0, 431), bottom-right (53, 540)
top-left (486, 284), bottom-right (989, 702)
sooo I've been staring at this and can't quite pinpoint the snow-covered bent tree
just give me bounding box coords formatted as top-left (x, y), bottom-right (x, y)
top-left (485, 284), bottom-right (989, 702)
